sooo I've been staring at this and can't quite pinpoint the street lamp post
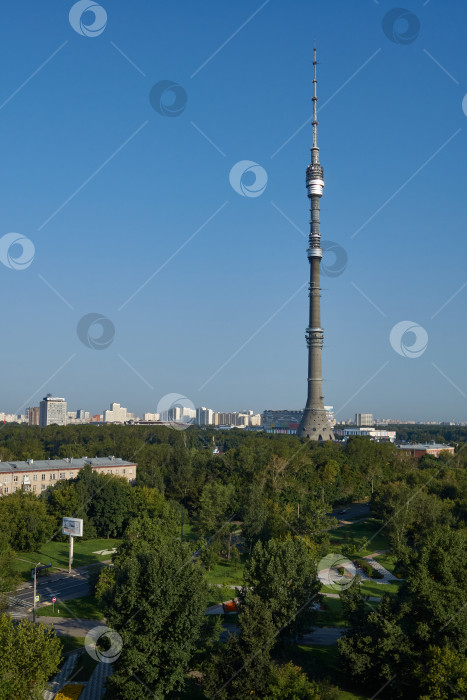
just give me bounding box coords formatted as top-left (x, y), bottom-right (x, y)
top-left (32, 562), bottom-right (52, 623)
top-left (32, 563), bottom-right (40, 624)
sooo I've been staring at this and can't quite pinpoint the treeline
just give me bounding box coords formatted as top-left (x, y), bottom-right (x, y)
top-left (335, 440), bottom-right (467, 698)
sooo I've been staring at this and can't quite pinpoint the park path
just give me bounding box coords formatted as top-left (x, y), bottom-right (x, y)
top-left (362, 552), bottom-right (400, 582)
top-left (43, 654), bottom-right (78, 699)
top-left (80, 661), bottom-right (113, 700)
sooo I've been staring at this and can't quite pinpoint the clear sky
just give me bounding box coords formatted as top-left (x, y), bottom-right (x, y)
top-left (0, 0), bottom-right (466, 421)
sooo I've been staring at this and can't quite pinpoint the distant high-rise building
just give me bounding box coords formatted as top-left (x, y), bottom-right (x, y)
top-left (39, 395), bottom-right (67, 426)
top-left (297, 49), bottom-right (334, 442)
top-left (103, 402), bottom-right (128, 423)
top-left (27, 407), bottom-right (40, 426)
top-left (143, 412), bottom-right (161, 421)
top-left (355, 413), bottom-right (373, 427)
top-left (196, 407), bottom-right (214, 426)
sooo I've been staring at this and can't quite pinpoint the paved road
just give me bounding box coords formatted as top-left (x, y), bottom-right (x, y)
top-left (330, 502), bottom-right (371, 521)
top-left (8, 567), bottom-right (95, 618)
top-left (301, 627), bottom-right (346, 645)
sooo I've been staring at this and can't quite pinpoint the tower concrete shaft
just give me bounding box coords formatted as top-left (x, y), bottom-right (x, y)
top-left (297, 48), bottom-right (334, 441)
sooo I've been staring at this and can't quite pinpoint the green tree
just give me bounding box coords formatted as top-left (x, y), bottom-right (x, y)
top-left (0, 532), bottom-right (19, 611)
top-left (90, 475), bottom-right (130, 538)
top-left (402, 524), bottom-right (467, 654)
top-left (0, 614), bottom-right (62, 699)
top-left (202, 591), bottom-right (276, 699)
top-left (414, 645), bottom-right (467, 700)
top-left (103, 536), bottom-right (208, 699)
top-left (198, 480), bottom-right (235, 535)
top-left (243, 536), bottom-right (320, 640)
top-left (0, 491), bottom-right (54, 551)
top-left (266, 662), bottom-right (322, 699)
top-left (337, 594), bottom-right (413, 696)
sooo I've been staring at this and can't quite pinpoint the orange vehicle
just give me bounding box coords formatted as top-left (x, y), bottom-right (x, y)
top-left (222, 600), bottom-right (238, 614)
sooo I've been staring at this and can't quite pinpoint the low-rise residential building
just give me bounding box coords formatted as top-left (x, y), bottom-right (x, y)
top-left (334, 427), bottom-right (396, 443)
top-left (398, 442), bottom-right (455, 459)
top-left (0, 456), bottom-right (137, 496)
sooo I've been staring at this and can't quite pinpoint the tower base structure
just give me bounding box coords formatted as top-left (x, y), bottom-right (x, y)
top-left (297, 408), bottom-right (334, 441)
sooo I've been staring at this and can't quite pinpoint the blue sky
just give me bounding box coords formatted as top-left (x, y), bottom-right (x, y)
top-left (0, 0), bottom-right (466, 421)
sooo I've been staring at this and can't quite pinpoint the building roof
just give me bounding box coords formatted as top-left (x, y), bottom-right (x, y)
top-left (0, 457), bottom-right (136, 473)
top-left (398, 443), bottom-right (454, 451)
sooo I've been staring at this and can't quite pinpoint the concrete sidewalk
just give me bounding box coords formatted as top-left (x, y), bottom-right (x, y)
top-left (32, 616), bottom-right (101, 637)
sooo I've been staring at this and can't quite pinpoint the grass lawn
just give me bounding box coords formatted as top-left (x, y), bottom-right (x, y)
top-left (14, 538), bottom-right (122, 580)
top-left (358, 578), bottom-right (403, 598)
top-left (207, 584), bottom-right (238, 606)
top-left (321, 578), bottom-right (403, 599)
top-left (315, 597), bottom-right (348, 627)
top-left (58, 635), bottom-right (85, 655)
top-left (69, 651), bottom-right (99, 683)
top-left (182, 522), bottom-right (199, 545)
top-left (204, 555), bottom-right (246, 586)
top-left (328, 518), bottom-right (389, 556)
top-left (37, 594), bottom-right (104, 620)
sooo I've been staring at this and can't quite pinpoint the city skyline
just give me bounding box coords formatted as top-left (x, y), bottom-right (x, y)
top-left (1, 2), bottom-right (467, 420)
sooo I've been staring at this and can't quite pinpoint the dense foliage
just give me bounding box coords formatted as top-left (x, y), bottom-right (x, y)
top-left (0, 423), bottom-right (464, 698)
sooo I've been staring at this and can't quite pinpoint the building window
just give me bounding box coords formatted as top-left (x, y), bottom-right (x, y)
top-left (122, 469), bottom-right (126, 475)
top-left (13, 487), bottom-right (17, 492)
top-left (50, 474), bottom-right (56, 480)
top-left (42, 474), bottom-right (46, 481)
top-left (41, 484), bottom-right (46, 490)
top-left (59, 473), bottom-right (65, 479)
top-left (128, 469), bottom-right (133, 474)
top-left (32, 485), bottom-right (37, 492)
top-left (33, 474), bottom-right (38, 481)
top-left (3, 487), bottom-right (8, 494)
top-left (69, 472), bottom-right (74, 478)
top-left (3, 477), bottom-right (9, 483)
top-left (13, 475), bottom-right (18, 482)
top-left (115, 469), bottom-right (119, 474)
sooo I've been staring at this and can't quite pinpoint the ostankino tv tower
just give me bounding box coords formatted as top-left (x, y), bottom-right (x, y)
top-left (297, 48), bottom-right (334, 441)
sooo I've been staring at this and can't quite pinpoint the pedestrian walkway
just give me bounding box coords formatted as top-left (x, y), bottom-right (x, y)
top-left (80, 661), bottom-right (113, 700)
top-left (43, 654), bottom-right (78, 700)
top-left (363, 553), bottom-right (400, 582)
top-left (301, 627), bottom-right (346, 646)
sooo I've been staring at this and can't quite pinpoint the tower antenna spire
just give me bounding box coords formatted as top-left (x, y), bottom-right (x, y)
top-left (312, 46), bottom-right (318, 153)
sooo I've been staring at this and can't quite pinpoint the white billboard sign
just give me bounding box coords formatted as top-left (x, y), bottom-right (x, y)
top-left (62, 517), bottom-right (83, 537)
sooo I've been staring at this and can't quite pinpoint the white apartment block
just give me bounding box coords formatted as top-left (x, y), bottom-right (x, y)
top-left (104, 402), bottom-right (128, 423)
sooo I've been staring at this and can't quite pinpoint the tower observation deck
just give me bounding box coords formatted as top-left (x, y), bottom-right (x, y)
top-left (297, 48), bottom-right (334, 441)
